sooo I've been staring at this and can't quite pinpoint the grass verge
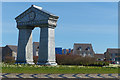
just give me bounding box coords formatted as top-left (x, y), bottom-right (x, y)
top-left (2, 64), bottom-right (119, 74)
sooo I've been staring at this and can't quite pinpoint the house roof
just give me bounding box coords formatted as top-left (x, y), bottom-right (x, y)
top-left (5, 45), bottom-right (17, 52)
top-left (73, 43), bottom-right (95, 54)
top-left (94, 54), bottom-right (104, 59)
top-left (15, 5), bottom-right (59, 20)
top-left (74, 43), bottom-right (92, 48)
top-left (74, 43), bottom-right (93, 50)
top-left (107, 48), bottom-right (120, 53)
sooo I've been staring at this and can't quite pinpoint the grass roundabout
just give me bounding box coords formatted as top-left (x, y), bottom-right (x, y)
top-left (2, 63), bottom-right (119, 74)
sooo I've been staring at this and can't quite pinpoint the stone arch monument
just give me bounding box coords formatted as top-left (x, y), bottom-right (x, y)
top-left (15, 5), bottom-right (59, 65)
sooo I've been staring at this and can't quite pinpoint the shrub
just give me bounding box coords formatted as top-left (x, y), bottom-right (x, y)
top-left (3, 56), bottom-right (15, 64)
top-left (56, 54), bottom-right (109, 66)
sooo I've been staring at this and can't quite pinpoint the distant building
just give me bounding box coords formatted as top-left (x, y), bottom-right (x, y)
top-left (104, 48), bottom-right (120, 63)
top-left (55, 47), bottom-right (62, 54)
top-left (94, 54), bottom-right (105, 61)
top-left (33, 42), bottom-right (39, 56)
top-left (2, 45), bottom-right (17, 61)
top-left (62, 49), bottom-right (67, 54)
top-left (62, 48), bottom-right (72, 55)
top-left (0, 47), bottom-right (3, 61)
top-left (68, 48), bottom-right (71, 54)
top-left (33, 42), bottom-right (64, 56)
top-left (73, 43), bottom-right (95, 57)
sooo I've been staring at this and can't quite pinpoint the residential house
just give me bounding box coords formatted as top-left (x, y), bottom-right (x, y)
top-left (2, 45), bottom-right (17, 61)
top-left (62, 48), bottom-right (72, 55)
top-left (33, 42), bottom-right (39, 56)
top-left (73, 43), bottom-right (95, 57)
top-left (104, 48), bottom-right (120, 63)
top-left (0, 47), bottom-right (3, 62)
top-left (33, 42), bottom-right (64, 56)
top-left (94, 54), bottom-right (105, 61)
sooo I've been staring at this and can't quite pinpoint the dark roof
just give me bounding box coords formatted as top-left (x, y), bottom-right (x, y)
top-left (73, 43), bottom-right (95, 54)
top-left (74, 43), bottom-right (93, 50)
top-left (107, 48), bottom-right (120, 53)
top-left (94, 54), bottom-right (104, 59)
top-left (5, 45), bottom-right (17, 52)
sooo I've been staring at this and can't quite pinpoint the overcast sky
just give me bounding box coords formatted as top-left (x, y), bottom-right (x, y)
top-left (2, 2), bottom-right (118, 53)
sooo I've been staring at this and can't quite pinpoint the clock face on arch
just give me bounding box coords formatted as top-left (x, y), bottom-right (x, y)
top-left (29, 11), bottom-right (36, 21)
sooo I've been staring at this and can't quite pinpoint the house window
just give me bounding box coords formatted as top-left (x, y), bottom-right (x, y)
top-left (86, 47), bottom-right (90, 51)
top-left (77, 47), bottom-right (82, 51)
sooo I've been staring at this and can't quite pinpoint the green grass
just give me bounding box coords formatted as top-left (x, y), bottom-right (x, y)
top-left (2, 64), bottom-right (119, 74)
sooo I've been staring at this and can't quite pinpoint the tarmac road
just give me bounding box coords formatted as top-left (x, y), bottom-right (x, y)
top-left (1, 73), bottom-right (119, 80)
top-left (1, 78), bottom-right (119, 80)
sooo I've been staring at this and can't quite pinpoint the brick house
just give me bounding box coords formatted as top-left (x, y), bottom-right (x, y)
top-left (73, 43), bottom-right (95, 57)
top-left (94, 54), bottom-right (105, 61)
top-left (2, 45), bottom-right (17, 61)
top-left (104, 48), bottom-right (120, 63)
top-left (33, 42), bottom-right (39, 56)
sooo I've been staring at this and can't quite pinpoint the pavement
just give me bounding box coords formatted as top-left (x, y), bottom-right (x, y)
top-left (1, 73), bottom-right (119, 78)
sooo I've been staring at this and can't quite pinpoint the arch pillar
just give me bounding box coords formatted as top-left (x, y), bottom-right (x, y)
top-left (37, 27), bottom-right (57, 65)
top-left (16, 27), bottom-right (34, 64)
